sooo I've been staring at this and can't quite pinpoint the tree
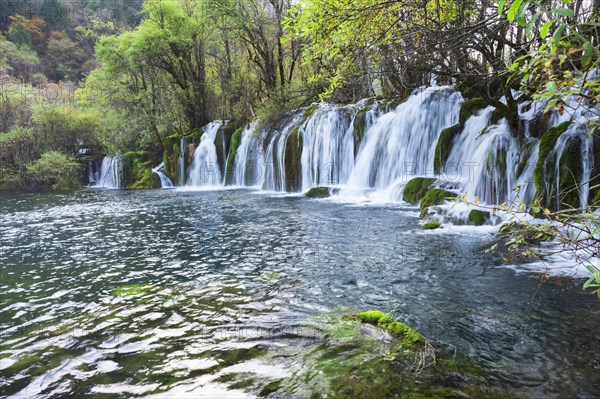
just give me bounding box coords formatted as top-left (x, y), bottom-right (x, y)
top-left (8, 21), bottom-right (33, 47)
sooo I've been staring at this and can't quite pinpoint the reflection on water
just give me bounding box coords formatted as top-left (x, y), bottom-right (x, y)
top-left (0, 189), bottom-right (599, 398)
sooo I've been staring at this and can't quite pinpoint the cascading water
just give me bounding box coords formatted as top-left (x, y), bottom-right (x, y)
top-left (343, 87), bottom-right (462, 201)
top-left (96, 155), bottom-right (124, 189)
top-left (232, 124), bottom-right (262, 187)
top-left (262, 114), bottom-right (304, 191)
top-left (187, 121), bottom-right (223, 187)
top-left (300, 103), bottom-right (361, 191)
top-left (152, 162), bottom-right (174, 188)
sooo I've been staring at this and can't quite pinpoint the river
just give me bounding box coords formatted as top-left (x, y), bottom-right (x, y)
top-left (0, 189), bottom-right (598, 398)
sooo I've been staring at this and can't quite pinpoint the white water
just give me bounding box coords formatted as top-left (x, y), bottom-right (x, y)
top-left (96, 156), bottom-right (124, 189)
top-left (152, 162), bottom-right (174, 188)
top-left (232, 124), bottom-right (262, 187)
top-left (262, 114), bottom-right (304, 191)
top-left (342, 87), bottom-right (462, 201)
top-left (300, 103), bottom-right (360, 190)
top-left (187, 121), bottom-right (223, 187)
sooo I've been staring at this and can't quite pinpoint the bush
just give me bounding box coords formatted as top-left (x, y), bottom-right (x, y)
top-left (26, 150), bottom-right (83, 191)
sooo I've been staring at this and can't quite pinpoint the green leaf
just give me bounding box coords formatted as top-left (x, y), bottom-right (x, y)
top-left (553, 24), bottom-right (565, 43)
top-left (553, 8), bottom-right (574, 17)
top-left (507, 0), bottom-right (524, 22)
top-left (498, 0), bottom-right (506, 15)
top-left (581, 41), bottom-right (594, 67)
top-left (540, 21), bottom-right (553, 39)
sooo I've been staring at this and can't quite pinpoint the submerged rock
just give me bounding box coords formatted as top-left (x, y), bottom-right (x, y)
top-left (468, 209), bottom-right (490, 226)
top-left (420, 188), bottom-right (457, 218)
top-left (305, 186), bottom-right (333, 198)
top-left (423, 221), bottom-right (442, 230)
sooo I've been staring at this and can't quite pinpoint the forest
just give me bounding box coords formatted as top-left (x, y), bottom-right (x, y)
top-left (0, 0), bottom-right (597, 191)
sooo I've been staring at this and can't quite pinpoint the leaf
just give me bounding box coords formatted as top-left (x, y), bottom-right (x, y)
top-left (540, 21), bottom-right (553, 39)
top-left (581, 41), bottom-right (594, 67)
top-left (507, 0), bottom-right (524, 22)
top-left (498, 0), bottom-right (506, 15)
top-left (553, 8), bottom-right (574, 17)
top-left (553, 24), bottom-right (565, 44)
top-left (592, 225), bottom-right (600, 235)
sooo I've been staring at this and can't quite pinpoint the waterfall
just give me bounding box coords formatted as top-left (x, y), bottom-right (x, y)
top-left (187, 121), bottom-right (223, 187)
top-left (86, 160), bottom-right (101, 186)
top-left (152, 162), bottom-right (174, 188)
top-left (96, 155), bottom-right (124, 189)
top-left (232, 124), bottom-right (263, 187)
top-left (343, 87), bottom-right (462, 201)
top-left (441, 109), bottom-right (522, 205)
top-left (262, 114), bottom-right (304, 191)
top-left (300, 104), bottom-right (360, 190)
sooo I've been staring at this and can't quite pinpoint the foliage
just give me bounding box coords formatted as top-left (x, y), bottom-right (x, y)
top-left (25, 150), bottom-right (83, 191)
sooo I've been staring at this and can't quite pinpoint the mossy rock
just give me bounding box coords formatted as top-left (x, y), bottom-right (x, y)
top-left (402, 177), bottom-right (436, 204)
top-left (284, 127), bottom-right (303, 192)
top-left (216, 123), bottom-right (239, 175)
top-left (557, 135), bottom-right (583, 209)
top-left (588, 128), bottom-right (600, 207)
top-left (434, 124), bottom-right (462, 174)
top-left (350, 310), bottom-right (426, 351)
top-left (353, 109), bottom-right (368, 156)
top-left (225, 128), bottom-right (243, 185)
top-left (423, 221), bottom-right (441, 230)
top-left (420, 188), bottom-right (457, 218)
top-left (163, 134), bottom-right (182, 185)
top-left (459, 98), bottom-right (487, 125)
top-left (528, 111), bottom-right (551, 138)
top-left (303, 104), bottom-right (319, 119)
top-left (533, 122), bottom-right (570, 210)
top-left (305, 186), bottom-right (331, 198)
top-left (468, 209), bottom-right (490, 226)
top-left (123, 151), bottom-right (161, 189)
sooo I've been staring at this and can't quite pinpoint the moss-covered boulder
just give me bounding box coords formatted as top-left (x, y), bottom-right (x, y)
top-left (420, 188), bottom-right (457, 218)
top-left (303, 104), bottom-right (319, 119)
top-left (305, 186), bottom-right (331, 198)
top-left (284, 127), bottom-right (303, 192)
top-left (533, 122), bottom-right (571, 210)
top-left (225, 128), bottom-right (243, 185)
top-left (402, 177), bottom-right (436, 204)
top-left (423, 221), bottom-right (441, 230)
top-left (350, 310), bottom-right (426, 350)
top-left (124, 151), bottom-right (161, 189)
top-left (468, 209), bottom-right (490, 226)
top-left (434, 124), bottom-right (462, 174)
top-left (459, 98), bottom-right (487, 125)
top-left (163, 134), bottom-right (182, 185)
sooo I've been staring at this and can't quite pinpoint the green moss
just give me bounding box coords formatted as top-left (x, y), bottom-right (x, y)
top-left (533, 122), bottom-right (570, 209)
top-left (124, 151), bottom-right (161, 189)
top-left (113, 283), bottom-right (154, 297)
top-left (402, 177), bottom-right (436, 204)
top-left (459, 98), bottom-right (487, 124)
top-left (423, 221), bottom-right (441, 230)
top-left (557, 136), bottom-right (583, 209)
top-left (420, 188), bottom-right (456, 218)
top-left (305, 186), bottom-right (331, 198)
top-left (354, 310), bottom-right (425, 350)
top-left (284, 127), bottom-right (303, 192)
top-left (304, 104), bottom-right (319, 119)
top-left (353, 109), bottom-right (368, 156)
top-left (468, 209), bottom-right (489, 226)
top-left (589, 129), bottom-right (600, 207)
top-left (215, 123), bottom-right (239, 174)
top-left (225, 128), bottom-right (243, 185)
top-left (434, 124), bottom-right (462, 174)
top-left (163, 134), bottom-right (182, 184)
